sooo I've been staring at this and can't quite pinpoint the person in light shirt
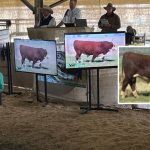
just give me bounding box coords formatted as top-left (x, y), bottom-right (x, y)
top-left (57, 0), bottom-right (81, 27)
top-left (38, 5), bottom-right (56, 28)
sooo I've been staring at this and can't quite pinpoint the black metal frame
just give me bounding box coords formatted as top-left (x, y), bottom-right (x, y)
top-left (35, 74), bottom-right (48, 104)
top-left (80, 69), bottom-right (118, 113)
top-left (6, 43), bottom-right (13, 94)
top-left (3, 43), bottom-right (22, 96)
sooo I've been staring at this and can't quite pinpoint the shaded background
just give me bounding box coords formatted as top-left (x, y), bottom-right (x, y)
top-left (0, 0), bottom-right (149, 39)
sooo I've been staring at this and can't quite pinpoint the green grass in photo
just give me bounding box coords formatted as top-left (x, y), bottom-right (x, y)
top-left (66, 55), bottom-right (118, 68)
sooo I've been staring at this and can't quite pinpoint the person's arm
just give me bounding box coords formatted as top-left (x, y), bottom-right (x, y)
top-left (47, 18), bottom-right (56, 27)
top-left (98, 16), bottom-right (109, 29)
top-left (98, 17), bottom-right (102, 29)
top-left (111, 14), bottom-right (121, 30)
top-left (57, 21), bottom-right (64, 27)
top-left (57, 9), bottom-right (69, 27)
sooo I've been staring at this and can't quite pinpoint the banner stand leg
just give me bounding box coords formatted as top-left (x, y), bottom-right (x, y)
top-left (80, 69), bottom-right (118, 114)
top-left (44, 74), bottom-right (48, 105)
top-left (80, 69), bottom-right (92, 113)
top-left (36, 74), bottom-right (48, 106)
top-left (36, 74), bottom-right (40, 102)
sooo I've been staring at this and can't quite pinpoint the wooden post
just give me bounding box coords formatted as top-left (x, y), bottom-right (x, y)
top-left (34, 0), bottom-right (43, 27)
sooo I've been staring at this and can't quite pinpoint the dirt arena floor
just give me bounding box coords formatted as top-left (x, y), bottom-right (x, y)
top-left (0, 90), bottom-right (150, 150)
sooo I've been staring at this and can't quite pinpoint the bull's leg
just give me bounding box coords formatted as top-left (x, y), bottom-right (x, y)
top-left (32, 61), bottom-right (36, 68)
top-left (39, 62), bottom-right (42, 68)
top-left (92, 54), bottom-right (99, 62)
top-left (121, 77), bottom-right (129, 98)
top-left (21, 57), bottom-right (25, 65)
top-left (76, 51), bottom-right (81, 61)
top-left (21, 57), bottom-right (25, 68)
top-left (102, 56), bottom-right (105, 61)
top-left (129, 77), bottom-right (138, 98)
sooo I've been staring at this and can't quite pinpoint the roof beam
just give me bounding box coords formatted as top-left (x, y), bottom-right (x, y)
top-left (20, 0), bottom-right (34, 12)
top-left (49, 0), bottom-right (69, 8)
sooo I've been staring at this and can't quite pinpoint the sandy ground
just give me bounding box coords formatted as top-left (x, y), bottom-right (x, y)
top-left (0, 90), bottom-right (150, 150)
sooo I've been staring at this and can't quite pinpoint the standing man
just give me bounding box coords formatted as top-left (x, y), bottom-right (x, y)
top-left (57, 0), bottom-right (81, 27)
top-left (38, 5), bottom-right (56, 28)
top-left (98, 3), bottom-right (121, 32)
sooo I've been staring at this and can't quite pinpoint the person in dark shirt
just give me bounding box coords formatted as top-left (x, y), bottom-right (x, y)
top-left (126, 26), bottom-right (137, 45)
top-left (38, 5), bottom-right (56, 28)
top-left (98, 3), bottom-right (121, 32)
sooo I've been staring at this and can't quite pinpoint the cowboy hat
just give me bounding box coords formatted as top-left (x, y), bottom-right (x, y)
top-left (104, 3), bottom-right (116, 11)
top-left (41, 5), bottom-right (53, 14)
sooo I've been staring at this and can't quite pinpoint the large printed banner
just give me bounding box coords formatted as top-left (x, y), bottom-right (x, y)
top-left (65, 32), bottom-right (125, 69)
top-left (14, 39), bottom-right (57, 75)
top-left (119, 46), bottom-right (150, 104)
top-left (0, 29), bottom-right (9, 45)
top-left (38, 43), bottom-right (87, 88)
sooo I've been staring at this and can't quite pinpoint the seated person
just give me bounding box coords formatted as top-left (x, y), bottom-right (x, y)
top-left (57, 0), bottom-right (81, 27)
top-left (0, 72), bottom-right (4, 105)
top-left (126, 26), bottom-right (136, 45)
top-left (38, 5), bottom-right (56, 28)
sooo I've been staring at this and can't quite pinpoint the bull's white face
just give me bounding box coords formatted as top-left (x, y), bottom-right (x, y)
top-left (40, 49), bottom-right (47, 61)
top-left (100, 42), bottom-right (114, 54)
top-left (43, 50), bottom-right (47, 58)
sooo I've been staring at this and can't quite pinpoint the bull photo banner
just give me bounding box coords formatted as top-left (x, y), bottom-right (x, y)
top-left (14, 39), bottom-right (57, 75)
top-left (65, 32), bottom-right (125, 69)
top-left (38, 43), bottom-right (87, 88)
top-left (119, 46), bottom-right (150, 104)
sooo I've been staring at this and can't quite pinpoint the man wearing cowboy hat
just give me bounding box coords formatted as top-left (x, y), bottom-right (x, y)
top-left (38, 5), bottom-right (56, 28)
top-left (57, 0), bottom-right (81, 27)
top-left (98, 3), bottom-right (121, 32)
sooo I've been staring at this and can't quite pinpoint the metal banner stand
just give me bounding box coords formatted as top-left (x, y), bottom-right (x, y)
top-left (6, 43), bottom-right (12, 95)
top-left (35, 74), bottom-right (39, 102)
top-left (44, 74), bottom-right (48, 104)
top-left (4, 43), bottom-right (21, 95)
top-left (80, 69), bottom-right (118, 113)
top-left (35, 74), bottom-right (48, 105)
